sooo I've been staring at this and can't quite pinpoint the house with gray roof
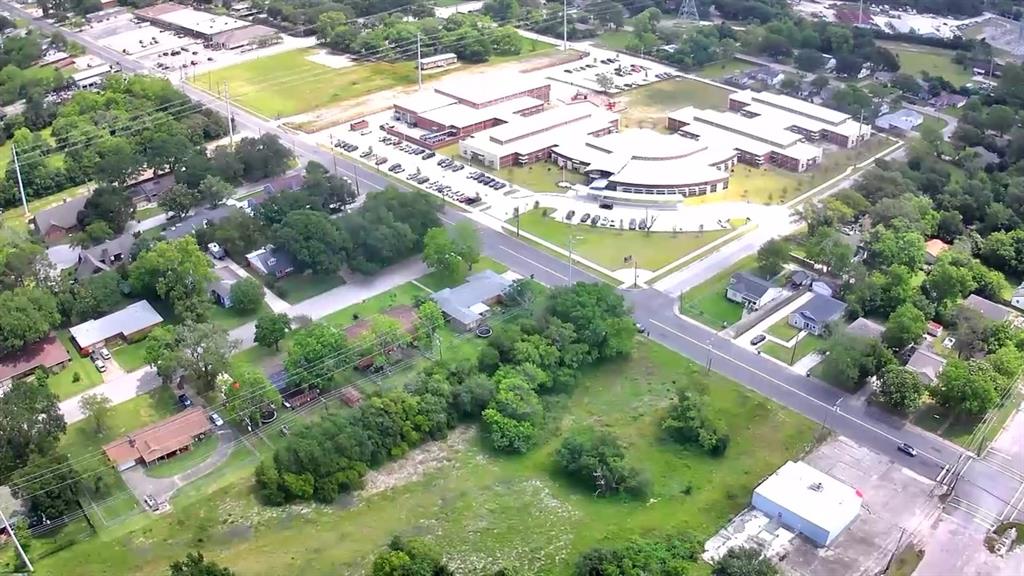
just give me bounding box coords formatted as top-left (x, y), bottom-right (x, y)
top-left (963, 294), bottom-right (1017, 324)
top-left (74, 234), bottom-right (136, 280)
top-left (846, 317), bottom-right (884, 341)
top-left (788, 294), bottom-right (846, 336)
top-left (431, 269), bottom-right (514, 331)
top-left (69, 300), bottom-right (164, 354)
top-left (32, 195), bottom-right (88, 242)
top-left (874, 109), bottom-right (923, 133)
top-left (245, 245), bottom-right (296, 278)
top-left (209, 266), bottom-right (242, 308)
top-left (906, 346), bottom-right (946, 385)
top-left (726, 272), bottom-right (783, 310)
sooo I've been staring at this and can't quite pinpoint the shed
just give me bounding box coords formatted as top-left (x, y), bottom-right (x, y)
top-left (751, 460), bottom-right (862, 547)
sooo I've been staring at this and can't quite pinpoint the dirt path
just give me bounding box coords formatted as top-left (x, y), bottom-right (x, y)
top-left (285, 50), bottom-right (584, 134)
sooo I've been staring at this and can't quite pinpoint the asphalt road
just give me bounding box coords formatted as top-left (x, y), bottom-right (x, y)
top-left (8, 1), bottom-right (974, 484)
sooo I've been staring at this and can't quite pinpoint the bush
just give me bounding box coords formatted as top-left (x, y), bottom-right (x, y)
top-left (574, 535), bottom-right (701, 575)
top-left (72, 371), bottom-right (81, 383)
top-left (229, 277), bottom-right (265, 313)
top-left (662, 389), bottom-right (730, 456)
top-left (556, 426), bottom-right (650, 499)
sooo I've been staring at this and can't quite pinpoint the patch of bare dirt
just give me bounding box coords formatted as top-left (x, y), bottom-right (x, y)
top-left (358, 426), bottom-right (475, 497)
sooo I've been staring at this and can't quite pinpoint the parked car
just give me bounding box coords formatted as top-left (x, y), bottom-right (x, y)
top-left (375, 156), bottom-right (388, 166)
top-left (178, 393), bottom-right (193, 408)
top-left (628, 218), bottom-right (637, 230)
top-left (897, 442), bottom-right (918, 457)
top-left (580, 213), bottom-right (590, 224)
top-left (565, 210), bottom-right (575, 221)
top-left (99, 347), bottom-right (111, 360)
top-left (422, 151), bottom-right (436, 160)
top-left (750, 334), bottom-right (766, 345)
top-left (209, 412), bottom-right (224, 427)
top-left (93, 358), bottom-right (106, 372)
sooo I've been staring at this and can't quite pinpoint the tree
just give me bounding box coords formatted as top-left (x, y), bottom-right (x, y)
top-left (79, 393), bottom-right (112, 435)
top-left (208, 210), bottom-right (267, 259)
top-left (235, 134), bottom-right (294, 182)
top-left (875, 366), bottom-right (926, 412)
top-left (556, 426), bottom-right (649, 498)
top-left (818, 333), bottom-right (895, 391)
top-left (0, 373), bottom-right (66, 477)
top-left (93, 137), bottom-right (142, 184)
top-left (175, 322), bottom-right (236, 393)
top-left (713, 546), bottom-right (778, 576)
top-left (228, 277), bottom-right (264, 313)
top-left (285, 323), bottom-right (347, 391)
top-left (883, 303), bottom-right (926, 350)
top-left (198, 175), bottom-right (233, 207)
top-left (0, 287), bottom-right (61, 355)
top-left (371, 536), bottom-right (451, 576)
top-left (891, 72), bottom-right (923, 95)
top-left (934, 358), bottom-right (1003, 416)
top-left (224, 365), bottom-right (277, 428)
top-left (868, 225), bottom-right (925, 271)
top-left (63, 270), bottom-right (126, 323)
top-left (144, 325), bottom-right (183, 386)
top-left (273, 210), bottom-right (349, 274)
top-left (254, 312), bottom-right (291, 350)
top-left (804, 228), bottom-right (854, 275)
top-left (662, 388), bottom-right (729, 456)
top-left (422, 227), bottom-right (465, 279)
top-left (414, 300), bottom-right (445, 350)
top-left (129, 237), bottom-right (214, 322)
top-left (168, 552), bottom-right (236, 576)
top-left (833, 53), bottom-right (865, 78)
top-left (756, 238), bottom-right (789, 277)
top-left (794, 48), bottom-right (825, 72)
top-left (77, 184), bottom-right (134, 233)
top-left (952, 306), bottom-right (991, 359)
top-left (985, 104), bottom-right (1016, 136)
top-left (595, 72), bottom-right (615, 91)
top-left (811, 74), bottom-right (830, 91)
top-left (159, 184), bottom-right (201, 219)
top-left (11, 452), bottom-right (80, 521)
top-left (546, 283), bottom-right (636, 362)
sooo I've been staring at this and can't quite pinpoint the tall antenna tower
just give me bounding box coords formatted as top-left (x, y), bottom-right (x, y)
top-left (1018, 18), bottom-right (1024, 45)
top-left (677, 0), bottom-right (699, 23)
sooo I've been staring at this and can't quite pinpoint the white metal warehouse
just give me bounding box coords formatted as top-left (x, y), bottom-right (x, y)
top-left (751, 460), bottom-right (862, 547)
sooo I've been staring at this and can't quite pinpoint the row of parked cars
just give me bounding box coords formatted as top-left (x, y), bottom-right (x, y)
top-left (335, 140), bottom-right (359, 153)
top-left (176, 392), bottom-right (224, 426)
top-left (563, 210), bottom-right (651, 230)
top-left (406, 170), bottom-right (431, 185)
top-left (466, 170), bottom-right (507, 190)
top-left (427, 181), bottom-right (480, 205)
top-left (438, 157), bottom-right (465, 172)
top-left (89, 347), bottom-right (111, 372)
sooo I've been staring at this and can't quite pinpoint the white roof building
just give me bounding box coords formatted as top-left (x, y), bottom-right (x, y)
top-left (669, 106), bottom-right (823, 167)
top-left (751, 460), bottom-right (862, 547)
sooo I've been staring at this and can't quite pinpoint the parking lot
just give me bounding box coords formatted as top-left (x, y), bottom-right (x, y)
top-left (545, 52), bottom-right (680, 94)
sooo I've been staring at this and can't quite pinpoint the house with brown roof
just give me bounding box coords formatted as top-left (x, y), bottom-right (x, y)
top-left (32, 195), bottom-right (88, 242)
top-left (0, 335), bottom-right (71, 388)
top-left (344, 305), bottom-right (419, 369)
top-left (924, 239), bottom-right (949, 265)
top-left (103, 407), bottom-right (212, 471)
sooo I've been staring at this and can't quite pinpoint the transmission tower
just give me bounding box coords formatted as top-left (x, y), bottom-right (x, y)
top-left (677, 0), bottom-right (699, 23)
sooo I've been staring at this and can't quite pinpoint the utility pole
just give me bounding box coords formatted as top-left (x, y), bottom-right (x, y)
top-left (704, 338), bottom-right (713, 374)
top-left (562, 0), bottom-right (567, 51)
top-left (568, 233), bottom-right (575, 284)
top-left (677, 0), bottom-right (699, 23)
top-left (858, 0), bottom-right (865, 26)
top-left (11, 144), bottom-right (28, 216)
top-left (417, 33), bottom-right (422, 90)
top-left (222, 82), bottom-right (234, 149)
top-left (0, 508), bottom-right (33, 572)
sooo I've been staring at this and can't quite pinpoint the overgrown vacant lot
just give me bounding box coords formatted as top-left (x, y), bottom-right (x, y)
top-left (36, 340), bottom-right (815, 575)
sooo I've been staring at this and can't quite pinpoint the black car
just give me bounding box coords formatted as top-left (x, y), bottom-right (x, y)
top-left (580, 213), bottom-right (590, 224)
top-left (638, 219), bottom-right (647, 231)
top-left (423, 152), bottom-right (436, 159)
top-left (565, 210), bottom-right (576, 221)
top-left (590, 216), bottom-right (600, 227)
top-left (628, 218), bottom-right (637, 230)
top-left (178, 393), bottom-right (193, 408)
top-left (750, 334), bottom-right (766, 346)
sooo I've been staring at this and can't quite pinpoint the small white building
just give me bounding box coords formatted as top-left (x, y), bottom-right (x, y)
top-left (419, 52), bottom-right (457, 70)
top-left (751, 461), bottom-right (862, 547)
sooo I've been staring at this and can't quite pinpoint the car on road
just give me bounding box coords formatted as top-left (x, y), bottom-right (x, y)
top-left (93, 358), bottom-right (106, 372)
top-left (750, 334), bottom-right (766, 346)
top-left (178, 393), bottom-right (193, 408)
top-left (897, 442), bottom-right (918, 457)
top-left (209, 412), bottom-right (224, 427)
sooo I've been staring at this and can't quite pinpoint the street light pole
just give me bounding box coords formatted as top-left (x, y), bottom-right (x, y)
top-left (704, 338), bottom-right (713, 374)
top-left (568, 233), bottom-right (575, 285)
top-left (562, 0), bottom-right (568, 51)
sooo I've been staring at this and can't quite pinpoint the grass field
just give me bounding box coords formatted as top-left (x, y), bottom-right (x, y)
top-left (595, 29), bottom-right (635, 51)
top-left (513, 209), bottom-right (734, 271)
top-left (48, 331), bottom-right (103, 401)
top-left (620, 77), bottom-right (731, 130)
top-left (34, 339), bottom-right (816, 575)
top-left (0, 183), bottom-right (91, 232)
top-left (195, 39), bottom-right (554, 118)
top-left (765, 318), bottom-right (800, 342)
top-left (110, 340), bottom-right (149, 372)
top-left (678, 255), bottom-right (760, 328)
top-left (918, 115), bottom-right (949, 135)
top-left (685, 164), bottom-right (804, 206)
top-left (760, 333), bottom-right (825, 366)
top-left (486, 161), bottom-right (587, 193)
top-left (270, 273), bottom-right (345, 304)
top-left (696, 58), bottom-right (756, 80)
top-left (880, 42), bottom-right (973, 86)
top-left (208, 302), bottom-right (270, 331)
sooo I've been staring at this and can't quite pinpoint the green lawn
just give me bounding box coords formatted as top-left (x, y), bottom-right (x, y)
top-left (621, 77), bottom-right (731, 130)
top-left (0, 183), bottom-right (91, 232)
top-left (765, 318), bottom-right (801, 342)
top-left (144, 434), bottom-right (220, 479)
top-left (760, 333), bottom-right (826, 366)
top-left (595, 29), bottom-right (635, 51)
top-left (912, 386), bottom-right (1021, 451)
top-left (918, 115), bottom-right (949, 136)
top-left (194, 39), bottom-right (553, 119)
top-left (110, 340), bottom-right (149, 372)
top-left (270, 273), bottom-right (345, 305)
top-left (480, 162), bottom-right (587, 193)
top-left (319, 282), bottom-right (431, 328)
top-left (417, 256), bottom-right (508, 292)
top-left (513, 209), bottom-right (734, 272)
top-left (134, 205), bottom-right (164, 221)
top-left (686, 163), bottom-right (804, 206)
top-left (48, 331), bottom-right (103, 401)
top-left (679, 255), bottom-right (759, 329)
top-left (879, 42), bottom-right (974, 87)
top-left (696, 58), bottom-right (756, 80)
top-left (208, 302), bottom-right (270, 331)
top-left (34, 339), bottom-right (816, 576)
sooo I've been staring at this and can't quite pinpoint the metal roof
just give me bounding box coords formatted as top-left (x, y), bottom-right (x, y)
top-left (69, 301), bottom-right (164, 348)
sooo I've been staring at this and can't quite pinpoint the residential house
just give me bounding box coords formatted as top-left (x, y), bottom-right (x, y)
top-left (209, 266), bottom-right (241, 308)
top-left (102, 407), bottom-right (212, 471)
top-left (68, 300), bottom-right (164, 354)
top-left (343, 305), bottom-right (419, 369)
top-left (1011, 283), bottom-right (1024, 311)
top-left (923, 238), bottom-right (950, 265)
top-left (789, 270), bottom-right (813, 288)
top-left (874, 109), bottom-right (924, 134)
top-left (926, 321), bottom-right (943, 337)
top-left (432, 269), bottom-right (514, 331)
top-left (74, 234), bottom-right (136, 280)
top-left (963, 294), bottom-right (1019, 325)
top-left (929, 92), bottom-right (967, 109)
top-left (845, 317), bottom-right (884, 341)
top-left (32, 195), bottom-right (89, 242)
top-left (788, 294), bottom-right (847, 336)
top-left (126, 172), bottom-right (176, 206)
top-left (726, 272), bottom-right (783, 310)
top-left (906, 346), bottom-right (946, 385)
top-left (0, 334), bottom-right (71, 389)
top-left (966, 146), bottom-right (1000, 169)
top-left (245, 245), bottom-right (296, 279)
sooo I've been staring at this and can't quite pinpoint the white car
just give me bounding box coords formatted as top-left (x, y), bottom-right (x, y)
top-left (209, 412), bottom-right (224, 427)
top-left (99, 347), bottom-right (111, 360)
top-left (93, 358), bottom-right (107, 372)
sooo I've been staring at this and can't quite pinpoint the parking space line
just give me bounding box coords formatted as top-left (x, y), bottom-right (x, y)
top-left (976, 455), bottom-right (1024, 483)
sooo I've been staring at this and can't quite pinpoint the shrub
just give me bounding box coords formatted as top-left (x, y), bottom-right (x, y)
top-left (556, 426), bottom-right (649, 499)
top-left (662, 389), bottom-right (730, 456)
